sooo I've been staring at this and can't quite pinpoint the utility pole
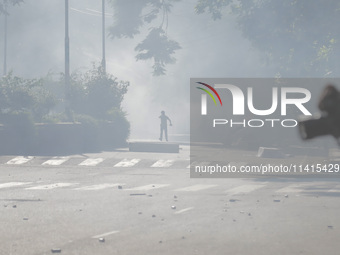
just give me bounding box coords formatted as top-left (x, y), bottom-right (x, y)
top-left (101, 0), bottom-right (106, 74)
top-left (3, 0), bottom-right (8, 76)
top-left (65, 0), bottom-right (71, 119)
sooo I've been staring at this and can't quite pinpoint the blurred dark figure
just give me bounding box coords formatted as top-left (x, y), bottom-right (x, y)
top-left (299, 84), bottom-right (340, 143)
top-left (159, 110), bottom-right (172, 141)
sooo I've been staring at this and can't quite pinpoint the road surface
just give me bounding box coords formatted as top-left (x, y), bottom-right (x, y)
top-left (1, 146), bottom-right (340, 255)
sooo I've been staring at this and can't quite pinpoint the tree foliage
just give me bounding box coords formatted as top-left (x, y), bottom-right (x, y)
top-left (135, 27), bottom-right (180, 75)
top-left (108, 0), bottom-right (181, 76)
top-left (0, 72), bottom-right (56, 122)
top-left (195, 0), bottom-right (340, 76)
top-left (0, 0), bottom-right (23, 15)
top-left (69, 65), bottom-right (129, 120)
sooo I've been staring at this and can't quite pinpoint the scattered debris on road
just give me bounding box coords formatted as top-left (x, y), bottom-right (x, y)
top-left (229, 199), bottom-right (239, 202)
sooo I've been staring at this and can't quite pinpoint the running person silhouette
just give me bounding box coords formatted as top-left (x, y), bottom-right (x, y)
top-left (159, 111), bottom-right (172, 141)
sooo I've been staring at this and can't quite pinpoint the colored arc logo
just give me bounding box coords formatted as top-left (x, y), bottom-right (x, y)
top-left (196, 82), bottom-right (222, 106)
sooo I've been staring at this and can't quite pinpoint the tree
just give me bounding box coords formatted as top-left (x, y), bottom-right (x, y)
top-left (0, 0), bottom-right (23, 14)
top-left (0, 72), bottom-right (56, 122)
top-left (195, 0), bottom-right (340, 76)
top-left (108, 0), bottom-right (181, 76)
top-left (109, 0), bottom-right (340, 77)
top-left (69, 64), bottom-right (129, 120)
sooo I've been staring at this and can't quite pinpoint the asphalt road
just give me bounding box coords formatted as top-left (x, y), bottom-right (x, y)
top-left (1, 147), bottom-right (340, 255)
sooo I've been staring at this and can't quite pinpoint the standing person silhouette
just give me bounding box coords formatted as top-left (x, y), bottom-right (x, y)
top-left (159, 110), bottom-right (172, 141)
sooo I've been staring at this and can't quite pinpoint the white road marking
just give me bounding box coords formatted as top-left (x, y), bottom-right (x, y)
top-left (74, 183), bottom-right (125, 190)
top-left (328, 185), bottom-right (340, 193)
top-left (79, 158), bottom-right (104, 166)
top-left (228, 162), bottom-right (247, 169)
top-left (174, 207), bottom-right (194, 214)
top-left (187, 161), bottom-right (210, 169)
top-left (151, 160), bottom-right (174, 168)
top-left (42, 157), bottom-right (69, 166)
top-left (0, 182), bottom-right (32, 189)
top-left (92, 230), bottom-right (120, 239)
top-left (276, 184), bottom-right (308, 193)
top-left (26, 183), bottom-right (77, 190)
top-left (175, 184), bottom-right (217, 192)
top-left (126, 184), bottom-right (170, 191)
top-left (6, 156), bottom-right (34, 165)
top-left (226, 184), bottom-right (266, 195)
top-left (114, 159), bottom-right (140, 167)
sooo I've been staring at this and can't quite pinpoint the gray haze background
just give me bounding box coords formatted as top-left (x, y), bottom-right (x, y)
top-left (0, 0), bottom-right (281, 140)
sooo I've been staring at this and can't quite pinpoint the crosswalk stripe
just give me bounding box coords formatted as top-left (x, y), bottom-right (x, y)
top-left (114, 159), bottom-right (140, 167)
top-left (6, 156), bottom-right (34, 165)
top-left (78, 158), bottom-right (104, 166)
top-left (126, 184), bottom-right (170, 191)
top-left (74, 183), bottom-right (124, 190)
top-left (175, 184), bottom-right (217, 192)
top-left (228, 162), bottom-right (247, 169)
top-left (42, 157), bottom-right (69, 166)
top-left (0, 182), bottom-right (32, 189)
top-left (226, 184), bottom-right (266, 195)
top-left (187, 161), bottom-right (210, 169)
top-left (26, 183), bottom-right (77, 190)
top-left (151, 160), bottom-right (174, 168)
